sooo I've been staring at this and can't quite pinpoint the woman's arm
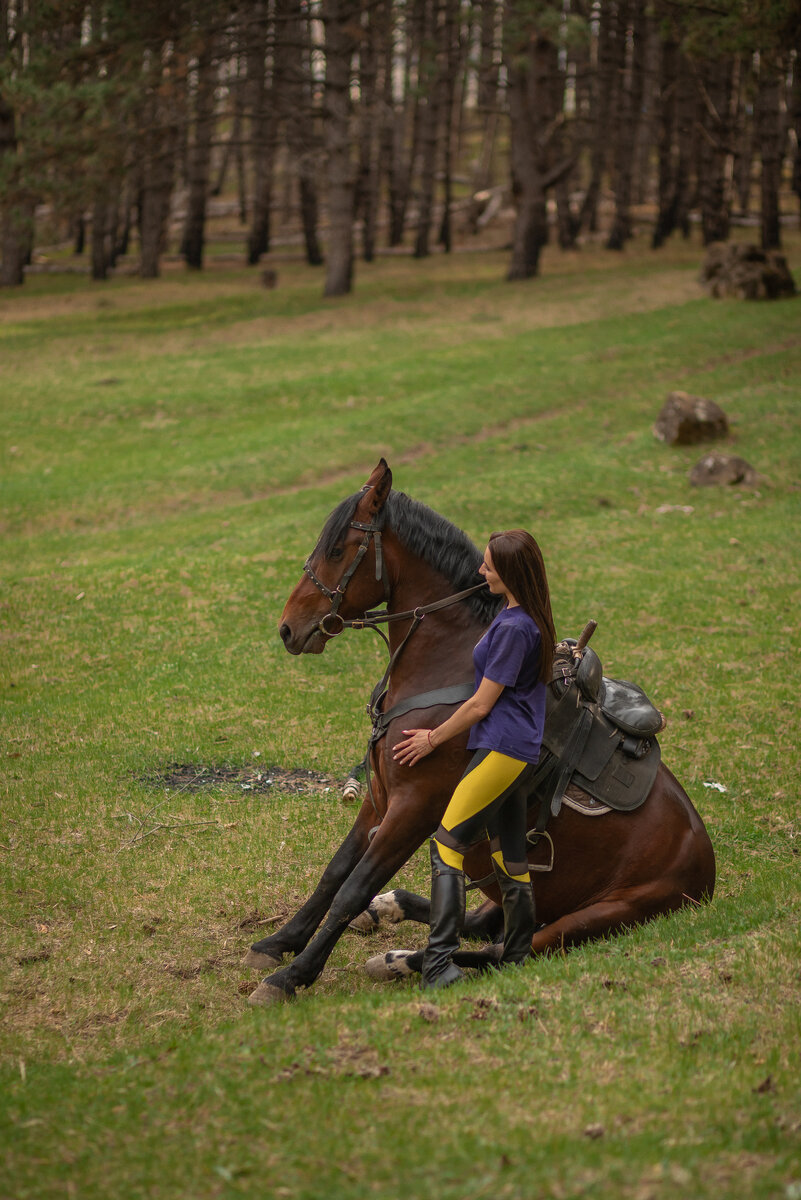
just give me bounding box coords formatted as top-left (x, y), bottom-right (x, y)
top-left (392, 676), bottom-right (505, 767)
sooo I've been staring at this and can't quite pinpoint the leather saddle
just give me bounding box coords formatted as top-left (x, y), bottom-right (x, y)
top-left (530, 638), bottom-right (665, 819)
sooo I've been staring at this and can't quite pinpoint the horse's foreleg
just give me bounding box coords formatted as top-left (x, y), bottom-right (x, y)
top-left (244, 807), bottom-right (374, 971)
top-left (361, 895), bottom-right (504, 982)
top-left (348, 888), bottom-right (430, 932)
top-left (351, 889), bottom-right (503, 939)
top-left (364, 943), bottom-right (504, 981)
top-left (248, 811), bottom-right (428, 1005)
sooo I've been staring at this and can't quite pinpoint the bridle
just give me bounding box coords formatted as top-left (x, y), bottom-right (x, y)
top-left (302, 508), bottom-right (488, 649)
top-left (303, 511), bottom-right (390, 640)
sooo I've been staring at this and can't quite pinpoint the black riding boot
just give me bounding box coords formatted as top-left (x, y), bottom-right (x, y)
top-left (421, 840), bottom-right (466, 990)
top-left (493, 860), bottom-right (536, 965)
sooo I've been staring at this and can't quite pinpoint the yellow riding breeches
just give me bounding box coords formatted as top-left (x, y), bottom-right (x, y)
top-left (433, 749), bottom-right (536, 881)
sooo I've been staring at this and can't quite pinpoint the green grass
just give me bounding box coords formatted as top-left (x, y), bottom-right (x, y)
top-left (2, 235), bottom-right (800, 1199)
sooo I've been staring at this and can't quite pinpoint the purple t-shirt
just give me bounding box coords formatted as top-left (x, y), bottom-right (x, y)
top-left (466, 606), bottom-right (546, 764)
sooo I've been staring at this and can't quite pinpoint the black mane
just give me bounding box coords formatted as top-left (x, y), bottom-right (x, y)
top-left (314, 488), bottom-right (502, 624)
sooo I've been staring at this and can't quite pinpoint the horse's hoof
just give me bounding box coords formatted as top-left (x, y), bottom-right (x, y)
top-left (242, 948), bottom-right (282, 971)
top-left (248, 981), bottom-right (293, 1007)
top-left (349, 908), bottom-right (378, 933)
top-left (364, 950), bottom-right (417, 981)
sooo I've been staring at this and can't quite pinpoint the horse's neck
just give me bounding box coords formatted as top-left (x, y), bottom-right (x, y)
top-left (385, 541), bottom-right (488, 696)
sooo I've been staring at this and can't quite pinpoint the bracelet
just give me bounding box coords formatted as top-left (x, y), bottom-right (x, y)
top-left (427, 729), bottom-right (435, 748)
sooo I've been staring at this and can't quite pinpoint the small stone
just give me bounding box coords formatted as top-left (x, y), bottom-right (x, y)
top-left (689, 452), bottom-right (761, 488)
top-left (584, 1123), bottom-right (605, 1139)
top-left (654, 392), bottom-right (729, 446)
top-left (700, 242), bottom-right (797, 300)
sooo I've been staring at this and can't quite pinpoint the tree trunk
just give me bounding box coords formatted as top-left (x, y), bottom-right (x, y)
top-left (652, 33), bottom-right (679, 248)
top-left (578, 0), bottom-right (616, 235)
top-left (632, 18), bottom-right (659, 206)
top-left (246, 3), bottom-right (275, 265)
top-left (279, 0), bottom-right (323, 266)
top-left (791, 46), bottom-right (801, 224)
top-left (674, 53), bottom-right (698, 238)
top-left (551, 11), bottom-right (578, 251)
top-left (477, 0), bottom-right (499, 113)
top-left (73, 215), bottom-right (86, 256)
top-left (414, 0), bottom-right (444, 259)
top-left (0, 36), bottom-right (26, 287)
top-left (732, 56), bottom-right (755, 215)
top-left (607, 2), bottom-right (647, 251)
top-left (91, 192), bottom-right (109, 280)
top-left (756, 53), bottom-right (783, 250)
top-left (115, 170), bottom-right (136, 260)
top-left (322, 0), bottom-right (359, 296)
top-left (182, 38), bottom-right (218, 270)
top-left (378, 2), bottom-right (402, 245)
top-left (504, 4), bottom-right (561, 280)
top-left (0, 200), bottom-right (33, 287)
top-left (696, 55), bottom-right (738, 245)
top-left (437, 0), bottom-right (460, 252)
top-left (383, 0), bottom-right (418, 248)
top-left (139, 52), bottom-right (181, 279)
top-left (139, 146), bottom-right (175, 278)
top-left (355, 2), bottom-right (381, 262)
top-left (554, 175), bottom-right (579, 250)
top-left (213, 49), bottom-right (246, 226)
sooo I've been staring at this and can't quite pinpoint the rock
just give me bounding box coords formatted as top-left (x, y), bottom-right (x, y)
top-left (700, 242), bottom-right (797, 300)
top-left (654, 391), bottom-right (729, 445)
top-left (689, 452), bottom-right (761, 487)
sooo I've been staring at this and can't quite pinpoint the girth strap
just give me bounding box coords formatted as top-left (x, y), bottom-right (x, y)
top-left (371, 683), bottom-right (475, 739)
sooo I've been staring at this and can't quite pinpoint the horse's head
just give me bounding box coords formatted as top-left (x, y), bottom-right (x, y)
top-left (279, 459), bottom-right (393, 655)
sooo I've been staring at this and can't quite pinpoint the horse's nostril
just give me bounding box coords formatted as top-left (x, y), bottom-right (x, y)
top-left (279, 623), bottom-right (292, 645)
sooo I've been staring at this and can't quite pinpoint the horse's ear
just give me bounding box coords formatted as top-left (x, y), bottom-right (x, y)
top-left (357, 458), bottom-right (392, 519)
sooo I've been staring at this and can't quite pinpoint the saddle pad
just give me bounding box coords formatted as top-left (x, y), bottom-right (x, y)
top-left (562, 784), bottom-right (611, 816)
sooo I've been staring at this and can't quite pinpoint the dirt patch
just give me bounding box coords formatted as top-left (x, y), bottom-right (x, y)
top-left (138, 762), bottom-right (341, 797)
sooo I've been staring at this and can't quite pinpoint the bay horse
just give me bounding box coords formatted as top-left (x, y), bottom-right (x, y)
top-left (246, 459), bottom-right (715, 1006)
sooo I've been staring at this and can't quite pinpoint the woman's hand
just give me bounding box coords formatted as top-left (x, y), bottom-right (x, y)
top-left (393, 728), bottom-right (435, 767)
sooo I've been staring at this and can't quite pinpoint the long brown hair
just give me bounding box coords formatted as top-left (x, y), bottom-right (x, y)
top-left (487, 530), bottom-right (556, 683)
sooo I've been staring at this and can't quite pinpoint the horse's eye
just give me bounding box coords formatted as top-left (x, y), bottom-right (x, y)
top-left (329, 546), bottom-right (344, 561)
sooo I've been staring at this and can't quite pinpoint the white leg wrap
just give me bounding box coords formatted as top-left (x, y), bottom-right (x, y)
top-left (370, 892), bottom-right (406, 925)
top-left (364, 950), bottom-right (417, 981)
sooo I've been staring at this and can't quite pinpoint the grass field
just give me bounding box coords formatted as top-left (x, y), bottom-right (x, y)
top-left (2, 233), bottom-right (800, 1200)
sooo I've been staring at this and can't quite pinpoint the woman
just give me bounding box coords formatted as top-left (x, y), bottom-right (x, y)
top-left (393, 529), bottom-right (556, 989)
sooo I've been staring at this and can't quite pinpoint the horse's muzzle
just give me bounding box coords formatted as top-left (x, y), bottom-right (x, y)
top-left (278, 621), bottom-right (326, 655)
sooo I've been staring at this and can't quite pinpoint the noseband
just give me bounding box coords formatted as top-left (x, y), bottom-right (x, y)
top-left (303, 516), bottom-right (389, 639)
